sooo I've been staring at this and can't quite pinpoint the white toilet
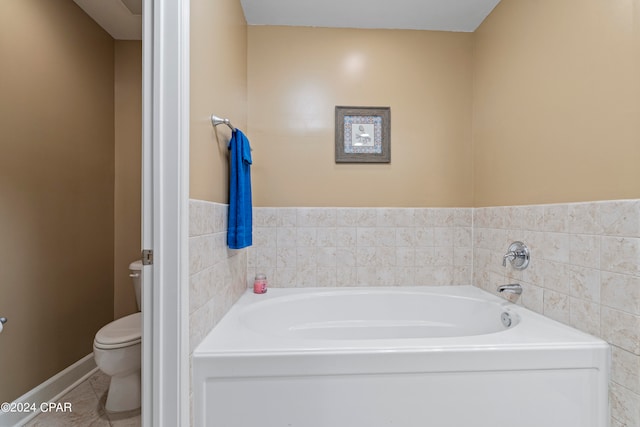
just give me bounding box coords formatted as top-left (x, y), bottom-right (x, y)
top-left (93, 260), bottom-right (142, 412)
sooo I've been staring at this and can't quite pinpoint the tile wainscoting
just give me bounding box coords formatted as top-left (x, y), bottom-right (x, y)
top-left (189, 200), bottom-right (640, 427)
top-left (473, 200), bottom-right (640, 427)
top-left (250, 207), bottom-right (474, 288)
top-left (189, 200), bottom-right (247, 352)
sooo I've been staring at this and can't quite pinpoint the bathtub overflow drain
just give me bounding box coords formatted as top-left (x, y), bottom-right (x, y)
top-left (501, 312), bottom-right (512, 327)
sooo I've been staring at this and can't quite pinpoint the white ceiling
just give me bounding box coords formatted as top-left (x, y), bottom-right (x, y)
top-left (73, 0), bottom-right (142, 40)
top-left (73, 0), bottom-right (501, 40)
top-left (240, 0), bottom-right (502, 32)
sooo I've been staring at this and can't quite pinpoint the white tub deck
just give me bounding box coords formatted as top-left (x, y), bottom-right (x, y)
top-left (193, 286), bottom-right (610, 427)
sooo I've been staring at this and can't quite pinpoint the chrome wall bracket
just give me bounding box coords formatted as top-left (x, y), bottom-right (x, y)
top-left (503, 241), bottom-right (530, 270)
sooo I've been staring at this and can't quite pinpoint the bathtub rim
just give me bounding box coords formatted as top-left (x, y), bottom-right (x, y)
top-left (238, 287), bottom-right (521, 340)
top-left (193, 285), bottom-right (609, 357)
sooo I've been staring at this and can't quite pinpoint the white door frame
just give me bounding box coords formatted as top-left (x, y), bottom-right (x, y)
top-left (142, 0), bottom-right (190, 426)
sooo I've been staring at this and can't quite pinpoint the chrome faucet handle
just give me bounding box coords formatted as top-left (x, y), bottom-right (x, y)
top-left (497, 284), bottom-right (522, 295)
top-left (502, 241), bottom-right (530, 270)
top-left (502, 251), bottom-right (516, 267)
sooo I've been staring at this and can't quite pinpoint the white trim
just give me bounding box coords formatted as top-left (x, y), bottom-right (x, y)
top-left (141, 1), bottom-right (153, 426)
top-left (142, 0), bottom-right (190, 426)
top-left (0, 354), bottom-right (97, 427)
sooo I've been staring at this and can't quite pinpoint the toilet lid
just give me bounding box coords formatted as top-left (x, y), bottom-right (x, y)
top-left (94, 312), bottom-right (141, 349)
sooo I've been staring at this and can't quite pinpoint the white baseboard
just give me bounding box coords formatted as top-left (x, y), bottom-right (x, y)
top-left (0, 353), bottom-right (97, 427)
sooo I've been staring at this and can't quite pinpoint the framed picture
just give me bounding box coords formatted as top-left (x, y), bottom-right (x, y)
top-left (335, 106), bottom-right (390, 163)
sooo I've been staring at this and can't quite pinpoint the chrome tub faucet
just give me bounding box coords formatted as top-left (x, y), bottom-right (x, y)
top-left (497, 284), bottom-right (522, 295)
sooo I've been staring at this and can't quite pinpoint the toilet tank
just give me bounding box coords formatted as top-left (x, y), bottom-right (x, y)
top-left (129, 260), bottom-right (143, 311)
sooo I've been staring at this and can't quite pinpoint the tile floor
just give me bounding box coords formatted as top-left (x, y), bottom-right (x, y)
top-left (23, 370), bottom-right (140, 426)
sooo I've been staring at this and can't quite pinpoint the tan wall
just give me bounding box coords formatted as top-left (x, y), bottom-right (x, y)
top-left (190, 0), bottom-right (248, 203)
top-left (0, 0), bottom-right (114, 403)
top-left (248, 26), bottom-right (474, 207)
top-left (473, 0), bottom-right (640, 207)
top-left (114, 41), bottom-right (142, 319)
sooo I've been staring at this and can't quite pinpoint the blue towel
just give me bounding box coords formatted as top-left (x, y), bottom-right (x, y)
top-left (227, 129), bottom-right (253, 249)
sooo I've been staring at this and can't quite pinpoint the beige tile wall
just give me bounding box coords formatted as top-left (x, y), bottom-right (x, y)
top-left (188, 200), bottom-right (247, 353)
top-left (473, 199), bottom-right (640, 427)
top-left (190, 200), bottom-right (640, 426)
top-left (249, 207), bottom-right (473, 287)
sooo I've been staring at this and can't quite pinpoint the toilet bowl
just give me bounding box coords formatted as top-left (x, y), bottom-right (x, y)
top-left (93, 260), bottom-right (142, 412)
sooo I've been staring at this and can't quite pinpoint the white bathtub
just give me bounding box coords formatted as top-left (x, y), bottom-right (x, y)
top-left (193, 286), bottom-right (610, 427)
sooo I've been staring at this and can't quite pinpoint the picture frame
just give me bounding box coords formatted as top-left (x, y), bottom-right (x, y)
top-left (335, 106), bottom-right (390, 163)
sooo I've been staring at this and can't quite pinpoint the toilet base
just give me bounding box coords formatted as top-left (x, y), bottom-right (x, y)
top-left (105, 370), bottom-right (141, 413)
